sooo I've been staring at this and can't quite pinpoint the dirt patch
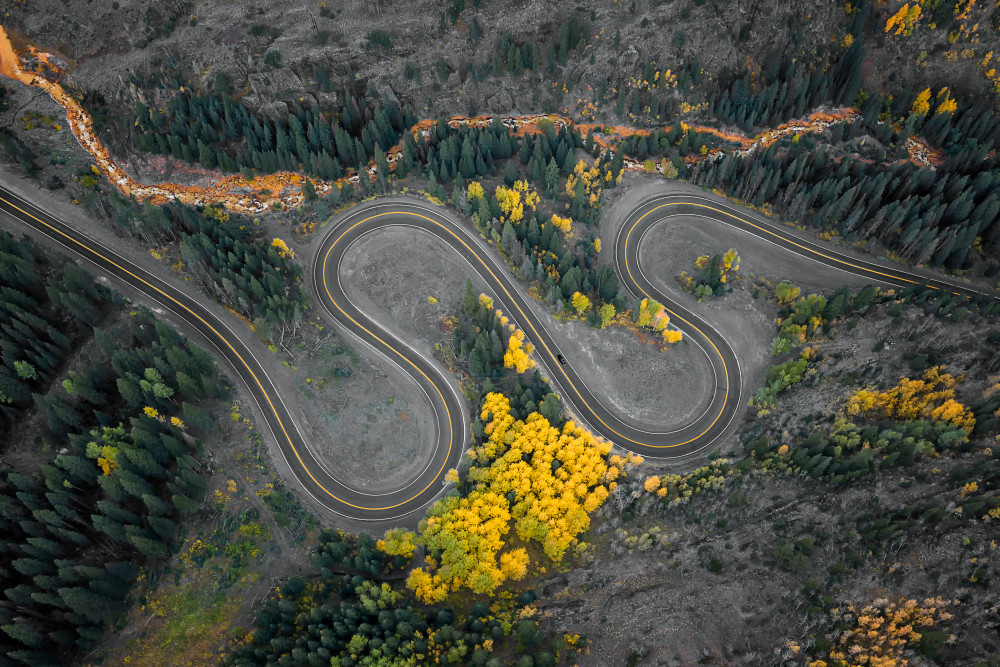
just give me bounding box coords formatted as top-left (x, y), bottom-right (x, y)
top-left (286, 326), bottom-right (438, 494)
top-left (523, 297), bottom-right (713, 431)
top-left (338, 225), bottom-right (480, 360)
top-left (340, 223), bottom-right (714, 431)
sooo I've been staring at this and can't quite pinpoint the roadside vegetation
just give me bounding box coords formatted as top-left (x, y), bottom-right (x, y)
top-left (0, 233), bottom-right (228, 663)
top-left (2, 0), bottom-right (1000, 662)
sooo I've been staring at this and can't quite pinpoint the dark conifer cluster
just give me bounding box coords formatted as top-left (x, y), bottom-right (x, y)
top-left (0, 233), bottom-right (224, 663)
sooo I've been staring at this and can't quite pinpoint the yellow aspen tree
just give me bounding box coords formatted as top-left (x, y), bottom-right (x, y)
top-left (911, 87), bottom-right (932, 116)
top-left (271, 238), bottom-right (294, 258)
top-left (467, 181), bottom-right (485, 201)
top-left (572, 291), bottom-right (591, 316)
top-left (550, 214), bottom-right (572, 234)
top-left (599, 303), bottom-right (616, 328)
top-left (498, 548), bottom-right (529, 580)
top-left (662, 328), bottom-right (683, 344)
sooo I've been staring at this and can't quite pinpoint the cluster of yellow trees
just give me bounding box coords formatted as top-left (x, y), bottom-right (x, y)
top-left (565, 159), bottom-right (606, 203)
top-left (569, 291), bottom-right (616, 328)
top-left (636, 298), bottom-right (683, 343)
top-left (885, 2), bottom-right (922, 36)
top-left (550, 213), bottom-right (573, 234)
top-left (642, 459), bottom-right (731, 505)
top-left (407, 393), bottom-right (626, 602)
top-left (808, 597), bottom-right (954, 667)
top-left (846, 366), bottom-right (976, 432)
top-left (503, 327), bottom-right (535, 374)
top-left (911, 87), bottom-right (957, 117)
top-left (494, 180), bottom-right (538, 224)
top-left (271, 237), bottom-right (294, 259)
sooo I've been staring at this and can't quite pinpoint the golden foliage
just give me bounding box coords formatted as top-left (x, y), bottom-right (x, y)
top-left (845, 366), bottom-right (976, 432)
top-left (495, 180), bottom-right (538, 224)
top-left (935, 87), bottom-right (958, 114)
top-left (408, 393), bottom-right (621, 601)
top-left (377, 528), bottom-right (417, 559)
top-left (565, 159), bottom-right (603, 205)
top-left (571, 291), bottom-right (591, 316)
top-left (502, 328), bottom-right (535, 374)
top-left (550, 214), bottom-right (573, 234)
top-left (467, 181), bottom-right (485, 201)
top-left (498, 548), bottom-right (529, 580)
top-left (911, 87), bottom-right (932, 116)
top-left (817, 597), bottom-right (954, 667)
top-left (885, 3), bottom-right (922, 36)
top-left (406, 568), bottom-right (449, 603)
top-left (270, 237), bottom-right (294, 259)
top-left (662, 328), bottom-right (683, 344)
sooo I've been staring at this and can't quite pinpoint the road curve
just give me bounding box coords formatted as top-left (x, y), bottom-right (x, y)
top-left (3, 185), bottom-right (997, 523)
top-left (314, 200), bottom-right (742, 463)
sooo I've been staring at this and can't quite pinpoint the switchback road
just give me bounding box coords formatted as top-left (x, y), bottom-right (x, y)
top-left (2, 186), bottom-right (996, 522)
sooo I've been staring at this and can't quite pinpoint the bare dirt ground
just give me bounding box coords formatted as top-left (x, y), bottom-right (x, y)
top-left (286, 319), bottom-right (438, 495)
top-left (537, 293), bottom-right (1000, 666)
top-left (339, 221), bottom-right (714, 432)
top-left (338, 225), bottom-right (487, 365)
top-left (545, 453), bottom-right (995, 666)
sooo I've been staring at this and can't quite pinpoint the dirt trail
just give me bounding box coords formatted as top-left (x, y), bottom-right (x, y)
top-left (0, 25), bottom-right (946, 218)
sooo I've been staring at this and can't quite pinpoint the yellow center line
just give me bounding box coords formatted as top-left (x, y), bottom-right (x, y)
top-left (334, 211), bottom-right (720, 449)
top-left (0, 194), bottom-right (416, 512)
top-left (671, 202), bottom-right (966, 298)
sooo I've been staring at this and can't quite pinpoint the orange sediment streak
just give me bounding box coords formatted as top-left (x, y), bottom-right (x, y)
top-left (0, 25), bottom-right (946, 214)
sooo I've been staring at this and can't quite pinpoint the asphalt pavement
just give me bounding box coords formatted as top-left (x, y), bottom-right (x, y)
top-left (3, 186), bottom-right (995, 522)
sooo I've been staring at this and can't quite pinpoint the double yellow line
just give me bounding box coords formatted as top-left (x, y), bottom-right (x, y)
top-left (0, 194), bottom-right (410, 512)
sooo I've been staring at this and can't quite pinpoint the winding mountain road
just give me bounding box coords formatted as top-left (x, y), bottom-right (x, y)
top-left (1, 185), bottom-right (996, 523)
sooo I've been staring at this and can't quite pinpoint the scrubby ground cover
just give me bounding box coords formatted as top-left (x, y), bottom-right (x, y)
top-left (529, 276), bottom-right (1000, 665)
